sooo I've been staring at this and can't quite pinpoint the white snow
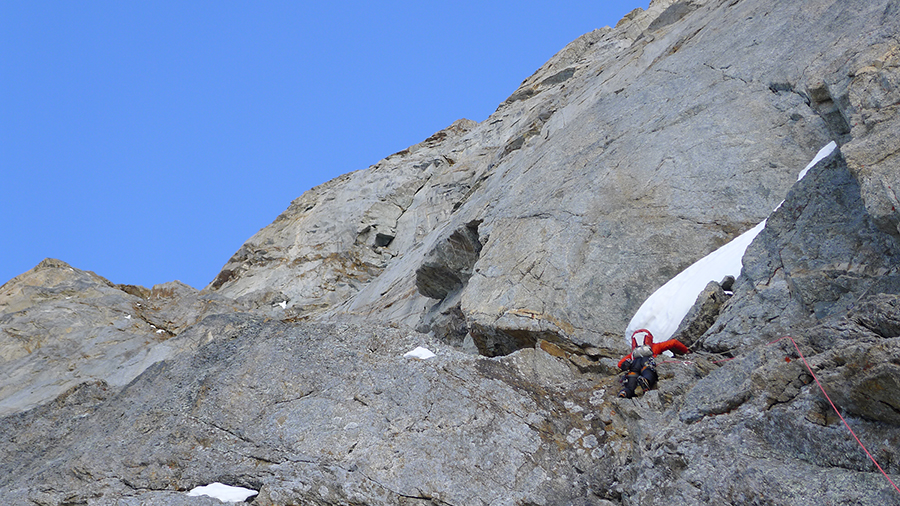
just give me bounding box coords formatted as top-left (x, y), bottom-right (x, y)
top-left (275, 300), bottom-right (288, 309)
top-left (186, 482), bottom-right (258, 502)
top-left (797, 141), bottom-right (837, 182)
top-left (403, 346), bottom-right (436, 360)
top-left (624, 219), bottom-right (765, 344)
top-left (624, 142), bottom-right (837, 345)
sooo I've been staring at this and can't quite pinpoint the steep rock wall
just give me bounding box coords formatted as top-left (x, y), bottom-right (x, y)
top-left (2, 1), bottom-right (900, 504)
top-left (3, 147), bottom-right (899, 504)
top-left (207, 0), bottom-right (899, 359)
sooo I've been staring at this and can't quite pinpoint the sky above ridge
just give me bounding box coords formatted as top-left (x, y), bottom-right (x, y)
top-left (1, 1), bottom-right (646, 289)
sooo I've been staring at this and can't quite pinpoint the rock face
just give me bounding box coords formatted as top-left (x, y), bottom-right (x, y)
top-left (2, 0), bottom-right (900, 504)
top-left (701, 149), bottom-right (900, 352)
top-left (0, 259), bottom-right (246, 416)
top-left (206, 0), bottom-right (899, 359)
top-left (0, 317), bottom-right (613, 505)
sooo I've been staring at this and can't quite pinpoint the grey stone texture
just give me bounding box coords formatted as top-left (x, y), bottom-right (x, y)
top-left (700, 149), bottom-right (900, 352)
top-left (206, 0), bottom-right (899, 358)
top-left (0, 259), bottom-right (247, 416)
top-left (0, 317), bottom-right (610, 505)
top-left (2, 0), bottom-right (900, 504)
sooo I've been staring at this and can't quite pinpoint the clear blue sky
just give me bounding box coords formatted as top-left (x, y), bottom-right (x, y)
top-left (1, 1), bottom-right (645, 289)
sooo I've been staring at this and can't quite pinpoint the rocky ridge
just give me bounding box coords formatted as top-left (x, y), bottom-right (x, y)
top-left (1, 0), bottom-right (899, 504)
top-left (0, 258), bottom-right (248, 417)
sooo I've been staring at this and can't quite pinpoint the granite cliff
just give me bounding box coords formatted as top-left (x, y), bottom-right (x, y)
top-left (2, 0), bottom-right (899, 504)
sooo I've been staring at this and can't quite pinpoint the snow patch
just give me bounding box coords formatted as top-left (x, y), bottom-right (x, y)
top-left (186, 482), bottom-right (258, 502)
top-left (624, 142), bottom-right (838, 345)
top-left (403, 346), bottom-right (436, 360)
top-left (624, 219), bottom-right (765, 344)
top-left (797, 141), bottom-right (836, 182)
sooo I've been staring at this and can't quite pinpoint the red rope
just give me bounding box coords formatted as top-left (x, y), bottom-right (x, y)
top-left (782, 335), bottom-right (900, 495)
top-left (657, 335), bottom-right (900, 494)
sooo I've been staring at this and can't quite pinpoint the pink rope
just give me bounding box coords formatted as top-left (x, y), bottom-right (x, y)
top-left (782, 335), bottom-right (900, 495)
top-left (657, 335), bottom-right (899, 494)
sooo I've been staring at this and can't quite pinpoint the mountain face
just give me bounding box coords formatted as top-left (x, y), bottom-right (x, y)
top-left (2, 0), bottom-right (899, 504)
top-left (205, 0), bottom-right (899, 358)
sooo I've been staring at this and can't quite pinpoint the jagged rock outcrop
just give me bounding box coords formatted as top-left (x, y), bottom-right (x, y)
top-left (608, 148), bottom-right (900, 504)
top-left (414, 220), bottom-right (484, 301)
top-left (671, 276), bottom-right (733, 349)
top-left (2, 0), bottom-right (900, 504)
top-left (0, 259), bottom-right (246, 416)
top-left (207, 118), bottom-right (481, 323)
top-left (701, 149), bottom-right (900, 352)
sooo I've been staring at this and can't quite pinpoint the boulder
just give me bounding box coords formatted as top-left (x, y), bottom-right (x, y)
top-left (671, 277), bottom-right (732, 350)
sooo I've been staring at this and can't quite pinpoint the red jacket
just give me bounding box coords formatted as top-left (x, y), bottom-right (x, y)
top-left (617, 328), bottom-right (690, 368)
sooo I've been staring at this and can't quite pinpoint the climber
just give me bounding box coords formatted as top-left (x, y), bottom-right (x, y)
top-left (617, 328), bottom-right (689, 398)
